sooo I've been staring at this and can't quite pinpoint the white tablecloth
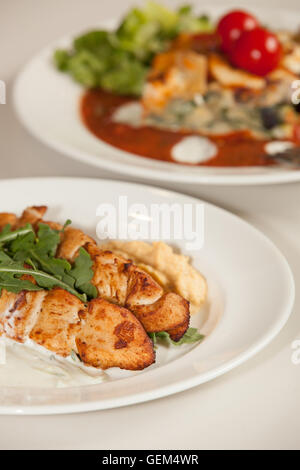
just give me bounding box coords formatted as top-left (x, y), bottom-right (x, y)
top-left (0, 0), bottom-right (300, 450)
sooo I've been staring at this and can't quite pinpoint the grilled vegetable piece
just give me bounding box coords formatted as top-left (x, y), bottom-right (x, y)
top-left (30, 287), bottom-right (82, 357)
top-left (77, 298), bottom-right (155, 370)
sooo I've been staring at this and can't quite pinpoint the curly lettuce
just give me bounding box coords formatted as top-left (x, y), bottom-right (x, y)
top-left (54, 1), bottom-right (213, 96)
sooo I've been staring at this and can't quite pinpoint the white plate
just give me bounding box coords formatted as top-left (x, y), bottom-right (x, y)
top-left (13, 5), bottom-right (300, 186)
top-left (0, 177), bottom-right (294, 415)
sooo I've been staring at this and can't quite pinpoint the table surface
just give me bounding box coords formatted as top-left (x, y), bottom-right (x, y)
top-left (1, 0), bottom-right (300, 450)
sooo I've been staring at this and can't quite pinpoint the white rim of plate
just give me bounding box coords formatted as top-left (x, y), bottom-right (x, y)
top-left (0, 177), bottom-right (295, 414)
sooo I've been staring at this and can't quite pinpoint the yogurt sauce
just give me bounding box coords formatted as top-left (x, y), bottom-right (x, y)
top-left (172, 136), bottom-right (217, 164)
top-left (113, 102), bottom-right (143, 127)
top-left (0, 338), bottom-right (107, 388)
top-left (265, 141), bottom-right (295, 155)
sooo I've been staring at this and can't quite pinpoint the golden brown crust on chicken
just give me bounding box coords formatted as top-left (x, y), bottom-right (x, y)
top-left (0, 290), bottom-right (46, 342)
top-left (57, 227), bottom-right (96, 262)
top-left (0, 213), bottom-right (17, 231)
top-left (85, 246), bottom-right (131, 305)
top-left (0, 285), bottom-right (156, 370)
top-left (166, 318), bottom-right (190, 342)
top-left (6, 291), bottom-right (46, 343)
top-left (132, 292), bottom-right (189, 334)
top-left (85, 243), bottom-right (189, 340)
top-left (15, 206), bottom-right (48, 229)
top-left (30, 288), bottom-right (82, 357)
top-left (125, 265), bottom-right (163, 308)
top-left (76, 298), bottom-right (155, 370)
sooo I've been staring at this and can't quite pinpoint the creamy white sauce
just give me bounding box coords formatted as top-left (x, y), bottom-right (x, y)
top-left (113, 102), bottom-right (143, 127)
top-left (265, 141), bottom-right (295, 155)
top-left (0, 339), bottom-right (107, 388)
top-left (172, 136), bottom-right (217, 164)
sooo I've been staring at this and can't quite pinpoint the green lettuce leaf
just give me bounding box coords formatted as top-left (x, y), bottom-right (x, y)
top-left (53, 1), bottom-right (214, 96)
top-left (149, 327), bottom-right (204, 346)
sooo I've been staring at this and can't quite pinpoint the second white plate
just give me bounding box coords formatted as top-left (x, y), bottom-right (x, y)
top-left (13, 5), bottom-right (300, 185)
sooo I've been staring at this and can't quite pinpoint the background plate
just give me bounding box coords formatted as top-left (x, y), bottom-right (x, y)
top-left (13, 5), bottom-right (300, 185)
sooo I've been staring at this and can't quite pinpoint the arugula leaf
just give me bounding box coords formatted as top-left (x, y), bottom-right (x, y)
top-left (0, 249), bottom-right (87, 301)
top-left (69, 248), bottom-right (98, 299)
top-left (0, 224), bottom-right (34, 247)
top-left (0, 222), bottom-right (96, 302)
top-left (35, 223), bottom-right (61, 257)
top-left (0, 253), bottom-right (43, 295)
top-left (149, 328), bottom-right (204, 346)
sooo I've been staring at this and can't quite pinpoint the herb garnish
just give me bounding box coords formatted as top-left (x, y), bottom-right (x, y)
top-left (0, 222), bottom-right (97, 302)
top-left (149, 328), bottom-right (204, 346)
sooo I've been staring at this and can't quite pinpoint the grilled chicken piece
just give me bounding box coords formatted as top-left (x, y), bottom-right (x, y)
top-left (143, 50), bottom-right (208, 114)
top-left (77, 298), bottom-right (155, 370)
top-left (50, 220), bottom-right (190, 340)
top-left (86, 247), bottom-right (138, 305)
top-left (84, 243), bottom-right (190, 340)
top-left (57, 227), bottom-right (96, 262)
top-left (30, 288), bottom-right (82, 357)
top-left (0, 271), bottom-right (45, 341)
top-left (132, 292), bottom-right (189, 337)
top-left (3, 291), bottom-right (46, 343)
top-left (15, 206), bottom-right (47, 229)
top-left (0, 287), bottom-right (78, 354)
top-left (0, 213), bottom-right (17, 231)
top-left (3, 206), bottom-right (190, 344)
top-left (0, 286), bottom-right (155, 370)
top-left (209, 54), bottom-right (265, 90)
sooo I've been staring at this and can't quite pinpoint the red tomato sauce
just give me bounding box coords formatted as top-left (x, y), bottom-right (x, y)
top-left (81, 89), bottom-right (274, 167)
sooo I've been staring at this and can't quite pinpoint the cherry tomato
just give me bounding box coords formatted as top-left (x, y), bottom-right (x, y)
top-left (230, 28), bottom-right (282, 76)
top-left (217, 10), bottom-right (259, 53)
